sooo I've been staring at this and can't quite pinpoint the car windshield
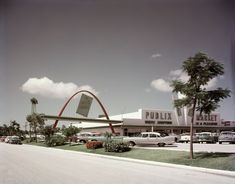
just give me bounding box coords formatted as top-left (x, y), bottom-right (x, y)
top-left (221, 132), bottom-right (233, 135)
top-left (200, 133), bottom-right (210, 136)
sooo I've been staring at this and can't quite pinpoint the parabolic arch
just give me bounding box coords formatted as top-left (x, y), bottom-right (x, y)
top-left (53, 90), bottom-right (115, 133)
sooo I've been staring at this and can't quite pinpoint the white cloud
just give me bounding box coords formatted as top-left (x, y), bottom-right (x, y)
top-left (151, 79), bottom-right (172, 92)
top-left (169, 69), bottom-right (189, 82)
top-left (169, 69), bottom-right (182, 77)
top-left (151, 53), bottom-right (162, 58)
top-left (177, 92), bottom-right (186, 99)
top-left (203, 78), bottom-right (218, 90)
top-left (21, 77), bottom-right (98, 98)
top-left (150, 69), bottom-right (219, 93)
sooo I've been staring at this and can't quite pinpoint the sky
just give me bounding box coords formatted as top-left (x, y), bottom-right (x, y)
top-left (0, 0), bottom-right (235, 127)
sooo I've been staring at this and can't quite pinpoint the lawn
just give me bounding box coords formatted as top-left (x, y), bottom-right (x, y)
top-left (25, 142), bottom-right (235, 171)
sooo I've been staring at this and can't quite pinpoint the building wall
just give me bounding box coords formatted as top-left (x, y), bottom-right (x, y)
top-left (80, 109), bottom-right (235, 135)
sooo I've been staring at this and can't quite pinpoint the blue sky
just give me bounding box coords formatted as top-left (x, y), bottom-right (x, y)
top-left (0, 0), bottom-right (234, 126)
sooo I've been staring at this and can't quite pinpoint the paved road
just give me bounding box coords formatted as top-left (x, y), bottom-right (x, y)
top-left (136, 143), bottom-right (235, 153)
top-left (0, 143), bottom-right (234, 184)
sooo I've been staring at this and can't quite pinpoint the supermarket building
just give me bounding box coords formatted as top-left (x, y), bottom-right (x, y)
top-left (75, 108), bottom-right (235, 136)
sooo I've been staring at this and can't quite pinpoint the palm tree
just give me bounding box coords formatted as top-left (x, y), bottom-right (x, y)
top-left (26, 113), bottom-right (45, 142)
top-left (27, 98), bottom-right (45, 142)
top-left (9, 120), bottom-right (20, 136)
top-left (3, 124), bottom-right (9, 135)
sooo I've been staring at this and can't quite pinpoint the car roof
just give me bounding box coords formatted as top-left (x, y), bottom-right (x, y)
top-left (141, 132), bottom-right (161, 135)
top-left (199, 132), bottom-right (211, 134)
top-left (220, 131), bottom-right (235, 134)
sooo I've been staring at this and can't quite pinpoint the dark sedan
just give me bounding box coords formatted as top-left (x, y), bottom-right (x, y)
top-left (9, 136), bottom-right (22, 144)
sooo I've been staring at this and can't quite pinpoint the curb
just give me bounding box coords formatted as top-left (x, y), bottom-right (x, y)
top-left (24, 144), bottom-right (235, 178)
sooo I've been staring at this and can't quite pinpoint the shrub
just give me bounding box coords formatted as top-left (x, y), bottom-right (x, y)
top-left (68, 135), bottom-right (78, 143)
top-left (104, 141), bottom-right (131, 153)
top-left (86, 141), bottom-right (103, 149)
top-left (45, 134), bottom-right (66, 147)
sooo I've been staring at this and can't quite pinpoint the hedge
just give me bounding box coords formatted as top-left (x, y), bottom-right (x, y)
top-left (86, 141), bottom-right (103, 149)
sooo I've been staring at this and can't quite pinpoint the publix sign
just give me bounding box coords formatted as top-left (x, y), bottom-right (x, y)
top-left (142, 110), bottom-right (175, 125)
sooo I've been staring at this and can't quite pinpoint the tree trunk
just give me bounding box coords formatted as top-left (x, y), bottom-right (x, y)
top-left (34, 126), bottom-right (37, 143)
top-left (190, 100), bottom-right (197, 159)
top-left (29, 125), bottom-right (32, 142)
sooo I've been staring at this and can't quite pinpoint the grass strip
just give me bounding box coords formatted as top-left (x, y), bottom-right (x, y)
top-left (25, 142), bottom-right (235, 171)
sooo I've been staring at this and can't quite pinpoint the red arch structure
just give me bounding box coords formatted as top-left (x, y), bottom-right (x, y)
top-left (53, 90), bottom-right (115, 134)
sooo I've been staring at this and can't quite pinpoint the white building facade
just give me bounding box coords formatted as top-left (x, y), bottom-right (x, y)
top-left (77, 109), bottom-right (235, 136)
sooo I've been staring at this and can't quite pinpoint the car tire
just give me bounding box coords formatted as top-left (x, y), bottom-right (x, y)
top-left (158, 143), bottom-right (165, 147)
top-left (128, 141), bottom-right (135, 147)
top-left (80, 140), bottom-right (86, 144)
top-left (219, 141), bottom-right (222, 144)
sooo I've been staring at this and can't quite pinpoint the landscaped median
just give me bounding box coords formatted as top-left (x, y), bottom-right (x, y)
top-left (24, 141), bottom-right (235, 171)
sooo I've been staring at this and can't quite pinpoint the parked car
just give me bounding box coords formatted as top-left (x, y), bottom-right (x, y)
top-left (5, 136), bottom-right (12, 143)
top-left (218, 131), bottom-right (235, 144)
top-left (37, 135), bottom-right (45, 142)
top-left (197, 132), bottom-right (217, 143)
top-left (168, 133), bottom-right (181, 143)
top-left (179, 133), bottom-right (199, 143)
top-left (9, 136), bottom-right (22, 144)
top-left (179, 133), bottom-right (190, 143)
top-left (77, 132), bottom-right (102, 143)
top-left (123, 132), bottom-right (175, 147)
top-left (0, 136), bottom-right (6, 142)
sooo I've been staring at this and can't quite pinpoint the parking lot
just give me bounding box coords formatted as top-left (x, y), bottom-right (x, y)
top-left (135, 143), bottom-right (235, 153)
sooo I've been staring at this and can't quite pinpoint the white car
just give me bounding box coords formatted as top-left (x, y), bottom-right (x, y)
top-left (123, 132), bottom-right (175, 147)
top-left (5, 136), bottom-right (12, 143)
top-left (77, 132), bottom-right (102, 143)
top-left (179, 133), bottom-right (199, 143)
top-left (218, 131), bottom-right (235, 144)
top-left (179, 133), bottom-right (190, 143)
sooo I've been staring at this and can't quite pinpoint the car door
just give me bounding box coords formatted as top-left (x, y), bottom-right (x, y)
top-left (139, 133), bottom-right (149, 145)
top-left (149, 133), bottom-right (158, 144)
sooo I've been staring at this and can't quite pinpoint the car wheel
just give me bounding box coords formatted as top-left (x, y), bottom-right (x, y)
top-left (128, 141), bottom-right (135, 147)
top-left (80, 140), bottom-right (86, 144)
top-left (219, 141), bottom-right (222, 144)
top-left (158, 143), bottom-right (165, 147)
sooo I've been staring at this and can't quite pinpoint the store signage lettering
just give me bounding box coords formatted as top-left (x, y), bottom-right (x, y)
top-left (195, 122), bottom-right (218, 126)
top-left (145, 111), bottom-right (172, 120)
top-left (145, 121), bottom-right (155, 124)
top-left (221, 121), bottom-right (231, 127)
top-left (157, 121), bottom-right (172, 125)
top-left (196, 114), bottom-right (217, 121)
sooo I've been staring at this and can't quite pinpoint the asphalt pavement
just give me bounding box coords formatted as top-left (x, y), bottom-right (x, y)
top-left (0, 143), bottom-right (235, 184)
